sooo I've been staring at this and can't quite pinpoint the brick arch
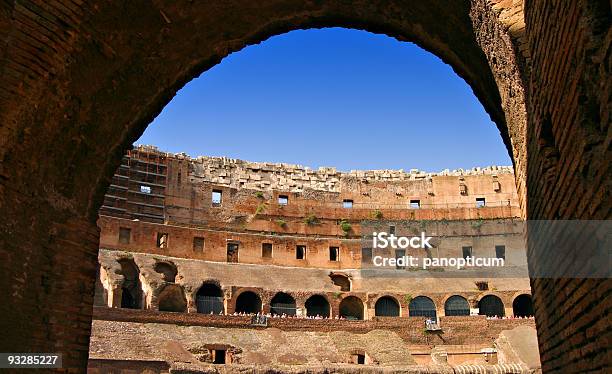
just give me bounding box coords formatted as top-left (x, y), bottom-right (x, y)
top-left (0, 1), bottom-right (609, 372)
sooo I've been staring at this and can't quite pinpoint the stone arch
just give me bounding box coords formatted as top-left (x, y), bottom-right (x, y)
top-left (329, 273), bottom-right (352, 292)
top-left (374, 296), bottom-right (400, 317)
top-left (196, 282), bottom-right (224, 314)
top-left (158, 284), bottom-right (187, 313)
top-left (270, 292), bottom-right (297, 316)
top-left (512, 294), bottom-right (534, 318)
top-left (234, 291), bottom-right (262, 314)
top-left (1, 1), bottom-right (609, 372)
top-left (444, 295), bottom-right (471, 316)
top-left (409, 296), bottom-right (437, 318)
top-left (305, 294), bottom-right (331, 318)
top-left (478, 294), bottom-right (505, 317)
top-left (117, 258), bottom-right (142, 309)
top-left (154, 261), bottom-right (178, 283)
top-left (339, 296), bottom-right (365, 320)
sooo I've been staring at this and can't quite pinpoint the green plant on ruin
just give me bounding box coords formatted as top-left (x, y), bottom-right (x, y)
top-left (255, 203), bottom-right (267, 215)
top-left (471, 216), bottom-right (484, 229)
top-left (304, 214), bottom-right (319, 225)
top-left (372, 209), bottom-right (383, 219)
top-left (340, 220), bottom-right (352, 234)
top-left (404, 294), bottom-right (413, 304)
top-left (276, 219), bottom-right (287, 228)
top-left (333, 291), bottom-right (342, 299)
top-left (254, 191), bottom-right (265, 199)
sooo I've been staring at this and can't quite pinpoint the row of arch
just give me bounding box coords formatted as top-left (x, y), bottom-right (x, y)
top-left (103, 260), bottom-right (533, 319)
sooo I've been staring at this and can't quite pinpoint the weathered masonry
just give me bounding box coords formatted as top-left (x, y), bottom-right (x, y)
top-left (0, 1), bottom-right (609, 372)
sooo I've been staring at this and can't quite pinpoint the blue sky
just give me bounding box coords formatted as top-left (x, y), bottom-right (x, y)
top-left (137, 28), bottom-right (511, 172)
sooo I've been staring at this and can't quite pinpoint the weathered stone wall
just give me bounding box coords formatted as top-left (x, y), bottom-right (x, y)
top-left (0, 0), bottom-right (608, 372)
top-left (523, 1), bottom-right (611, 372)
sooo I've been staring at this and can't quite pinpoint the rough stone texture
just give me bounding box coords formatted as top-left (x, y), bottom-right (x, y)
top-left (0, 0), bottom-right (608, 372)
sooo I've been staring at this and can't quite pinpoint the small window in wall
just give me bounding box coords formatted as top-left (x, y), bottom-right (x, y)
top-left (355, 354), bottom-right (365, 364)
top-left (476, 197), bottom-right (486, 208)
top-left (389, 225), bottom-right (396, 235)
top-left (212, 190), bottom-right (222, 206)
top-left (193, 237), bottom-right (204, 252)
top-left (278, 195), bottom-right (288, 205)
top-left (343, 199), bottom-right (353, 208)
top-left (227, 243), bottom-right (239, 263)
top-left (495, 245), bottom-right (506, 260)
top-left (140, 185), bottom-right (151, 194)
top-left (119, 227), bottom-right (131, 244)
top-left (262, 243), bottom-right (273, 258)
top-left (395, 249), bottom-right (405, 269)
top-left (296, 245), bottom-right (306, 260)
top-left (329, 246), bottom-right (339, 261)
top-left (410, 199), bottom-right (421, 209)
top-left (156, 233), bottom-right (168, 249)
top-left (462, 246), bottom-right (472, 259)
top-left (212, 349), bottom-right (226, 364)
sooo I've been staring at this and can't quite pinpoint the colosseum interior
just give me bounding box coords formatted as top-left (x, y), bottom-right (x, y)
top-left (0, 1), bottom-right (609, 373)
top-left (87, 145), bottom-right (541, 373)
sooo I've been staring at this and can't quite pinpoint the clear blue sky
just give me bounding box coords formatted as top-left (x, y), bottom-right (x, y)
top-left (137, 27), bottom-right (511, 172)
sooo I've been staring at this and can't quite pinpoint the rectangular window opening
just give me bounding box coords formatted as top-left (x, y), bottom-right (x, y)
top-left (119, 227), bottom-right (131, 244)
top-left (227, 243), bottom-right (239, 263)
top-left (476, 197), bottom-right (486, 208)
top-left (140, 185), bottom-right (152, 194)
top-left (262, 243), bottom-right (273, 258)
top-left (343, 199), bottom-right (353, 208)
top-left (212, 349), bottom-right (226, 364)
top-left (410, 199), bottom-right (421, 209)
top-left (389, 225), bottom-right (396, 235)
top-left (278, 195), bottom-right (288, 205)
top-left (395, 249), bottom-right (406, 269)
top-left (156, 233), bottom-right (168, 249)
top-left (462, 246), bottom-right (472, 259)
top-left (212, 190), bottom-right (222, 206)
top-left (193, 237), bottom-right (204, 252)
top-left (329, 246), bottom-right (339, 261)
top-left (495, 245), bottom-right (506, 260)
top-left (296, 245), bottom-right (306, 260)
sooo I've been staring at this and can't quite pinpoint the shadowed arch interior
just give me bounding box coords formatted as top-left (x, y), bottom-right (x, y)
top-left (118, 259), bottom-right (142, 309)
top-left (305, 295), bottom-right (331, 317)
top-left (235, 291), bottom-right (262, 314)
top-left (375, 296), bottom-right (400, 317)
top-left (409, 296), bottom-right (436, 318)
top-left (270, 292), bottom-right (297, 316)
top-left (158, 285), bottom-right (187, 313)
top-left (196, 283), bottom-right (224, 314)
top-left (444, 295), bottom-right (470, 316)
top-left (513, 294), bottom-right (534, 317)
top-left (339, 296), bottom-right (364, 320)
top-left (478, 295), bottom-right (505, 317)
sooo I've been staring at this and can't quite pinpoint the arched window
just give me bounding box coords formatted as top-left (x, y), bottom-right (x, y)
top-left (478, 295), bottom-right (505, 317)
top-left (409, 296), bottom-right (436, 318)
top-left (444, 295), bottom-right (470, 316)
top-left (512, 294), bottom-right (534, 317)
top-left (270, 292), bottom-right (296, 316)
top-left (154, 262), bottom-right (177, 283)
top-left (196, 283), bottom-right (224, 314)
top-left (158, 285), bottom-right (187, 312)
top-left (305, 295), bottom-right (330, 317)
top-left (375, 296), bottom-right (400, 317)
top-left (118, 259), bottom-right (141, 309)
top-left (235, 291), bottom-right (262, 314)
top-left (339, 296), bottom-right (364, 320)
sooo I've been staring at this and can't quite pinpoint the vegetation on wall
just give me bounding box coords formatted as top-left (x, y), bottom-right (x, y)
top-left (304, 214), bottom-right (319, 225)
top-left (340, 220), bottom-right (352, 234)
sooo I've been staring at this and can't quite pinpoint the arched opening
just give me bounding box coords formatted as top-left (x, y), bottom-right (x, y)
top-left (513, 294), bottom-right (534, 317)
top-left (444, 295), bottom-right (470, 316)
top-left (478, 295), bottom-right (505, 317)
top-left (154, 262), bottom-right (177, 283)
top-left (158, 285), bottom-right (187, 313)
top-left (409, 296), bottom-right (436, 318)
top-left (305, 295), bottom-right (331, 317)
top-left (234, 291), bottom-right (262, 314)
top-left (375, 296), bottom-right (400, 317)
top-left (270, 292), bottom-right (296, 316)
top-left (118, 259), bottom-right (142, 309)
top-left (339, 296), bottom-right (364, 320)
top-left (330, 273), bottom-right (351, 292)
top-left (196, 283), bottom-right (224, 314)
